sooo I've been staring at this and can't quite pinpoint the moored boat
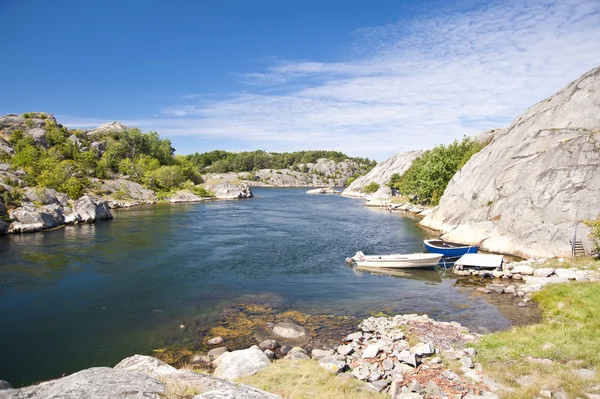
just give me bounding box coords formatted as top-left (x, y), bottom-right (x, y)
top-left (423, 239), bottom-right (478, 258)
top-left (346, 251), bottom-right (443, 269)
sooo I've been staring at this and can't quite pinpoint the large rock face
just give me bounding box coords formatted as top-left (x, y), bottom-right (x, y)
top-left (203, 179), bottom-right (253, 199)
top-left (96, 178), bottom-right (158, 206)
top-left (421, 66), bottom-right (600, 258)
top-left (342, 151), bottom-right (422, 198)
top-left (86, 121), bottom-right (126, 136)
top-left (208, 158), bottom-right (366, 188)
top-left (0, 355), bottom-right (279, 399)
top-left (73, 196), bottom-right (113, 223)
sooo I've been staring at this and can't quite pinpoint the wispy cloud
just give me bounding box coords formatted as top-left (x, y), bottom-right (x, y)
top-left (69, 0), bottom-right (600, 160)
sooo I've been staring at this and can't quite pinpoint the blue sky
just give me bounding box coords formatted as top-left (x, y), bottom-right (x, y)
top-left (1, 0), bottom-right (599, 160)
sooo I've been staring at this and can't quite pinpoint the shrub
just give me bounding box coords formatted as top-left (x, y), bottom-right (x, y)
top-left (390, 136), bottom-right (489, 205)
top-left (145, 165), bottom-right (186, 190)
top-left (363, 182), bottom-right (380, 194)
top-left (584, 215), bottom-right (600, 253)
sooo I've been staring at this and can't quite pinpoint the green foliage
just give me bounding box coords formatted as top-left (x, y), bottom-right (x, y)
top-left (187, 149), bottom-right (375, 173)
top-left (389, 136), bottom-right (488, 205)
top-left (584, 215), bottom-right (600, 253)
top-left (363, 182), bottom-right (380, 194)
top-left (145, 165), bottom-right (186, 190)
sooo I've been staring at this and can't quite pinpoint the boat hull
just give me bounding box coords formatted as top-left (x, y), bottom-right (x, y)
top-left (423, 239), bottom-right (478, 257)
top-left (354, 253), bottom-right (443, 269)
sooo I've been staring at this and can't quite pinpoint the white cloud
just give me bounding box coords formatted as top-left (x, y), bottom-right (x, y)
top-left (73, 0), bottom-right (600, 160)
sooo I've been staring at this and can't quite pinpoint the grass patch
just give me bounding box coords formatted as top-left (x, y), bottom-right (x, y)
top-left (238, 359), bottom-right (387, 399)
top-left (475, 282), bottom-right (600, 398)
top-left (389, 195), bottom-right (410, 204)
top-left (542, 256), bottom-right (600, 272)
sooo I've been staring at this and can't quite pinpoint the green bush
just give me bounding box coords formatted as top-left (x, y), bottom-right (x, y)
top-left (363, 182), bottom-right (380, 194)
top-left (584, 215), bottom-right (600, 253)
top-left (389, 136), bottom-right (489, 205)
top-left (145, 165), bottom-right (186, 190)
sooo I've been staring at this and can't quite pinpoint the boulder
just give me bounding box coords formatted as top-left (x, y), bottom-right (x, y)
top-left (24, 187), bottom-right (69, 207)
top-left (207, 337), bottom-right (224, 345)
top-left (207, 347), bottom-right (228, 361)
top-left (258, 340), bottom-right (278, 351)
top-left (310, 348), bottom-right (335, 359)
top-left (271, 322), bottom-right (309, 346)
top-left (0, 367), bottom-right (164, 398)
top-left (420, 65), bottom-right (600, 258)
top-left (284, 347), bottom-right (311, 361)
top-left (512, 265), bottom-right (534, 276)
top-left (0, 138), bottom-right (13, 155)
top-left (554, 269), bottom-right (578, 280)
top-left (8, 204), bottom-right (65, 232)
top-left (73, 196), bottom-right (113, 223)
top-left (0, 221), bottom-right (7, 235)
top-left (0, 201), bottom-right (6, 217)
top-left (306, 187), bottom-right (339, 194)
top-left (412, 342), bottom-right (434, 357)
top-left (533, 268), bottom-right (555, 277)
top-left (213, 347), bottom-right (271, 380)
top-left (361, 343), bottom-right (381, 359)
top-left (87, 121), bottom-right (126, 136)
top-left (25, 128), bottom-right (48, 148)
top-left (115, 355), bottom-right (279, 398)
top-left (0, 380), bottom-right (11, 390)
top-left (318, 355), bottom-right (347, 373)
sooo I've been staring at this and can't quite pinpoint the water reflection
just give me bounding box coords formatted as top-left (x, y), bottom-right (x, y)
top-left (352, 266), bottom-right (443, 284)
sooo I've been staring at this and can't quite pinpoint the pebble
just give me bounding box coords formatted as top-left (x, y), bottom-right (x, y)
top-left (207, 336), bottom-right (224, 345)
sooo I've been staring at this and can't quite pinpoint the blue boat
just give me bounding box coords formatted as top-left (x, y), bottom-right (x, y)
top-left (423, 239), bottom-right (478, 258)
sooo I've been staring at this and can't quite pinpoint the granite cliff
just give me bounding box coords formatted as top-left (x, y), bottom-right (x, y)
top-left (421, 65), bottom-right (600, 258)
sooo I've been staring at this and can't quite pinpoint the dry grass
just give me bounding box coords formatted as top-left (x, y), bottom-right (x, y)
top-left (238, 359), bottom-right (387, 399)
top-left (475, 282), bottom-right (600, 398)
top-left (542, 256), bottom-right (600, 272)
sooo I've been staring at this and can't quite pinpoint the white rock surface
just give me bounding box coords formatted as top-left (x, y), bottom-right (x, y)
top-left (421, 65), bottom-right (600, 258)
top-left (342, 151), bottom-right (422, 197)
top-left (213, 347), bottom-right (271, 380)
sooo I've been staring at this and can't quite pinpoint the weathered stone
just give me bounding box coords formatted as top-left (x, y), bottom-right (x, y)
top-left (464, 347), bottom-right (477, 357)
top-left (342, 151), bottom-right (422, 198)
top-left (0, 367), bottom-right (164, 398)
top-left (169, 190), bottom-right (206, 203)
top-left (397, 350), bottom-right (418, 367)
top-left (504, 285), bottom-right (516, 294)
top-left (425, 380), bottom-right (446, 397)
top-left (461, 356), bottom-right (474, 369)
top-left (0, 221), bottom-right (8, 235)
top-left (485, 284), bottom-right (505, 294)
top-left (203, 179), bottom-right (253, 200)
top-left (344, 332), bottom-right (363, 342)
top-left (284, 347), bottom-right (310, 361)
top-left (420, 66), bottom-right (600, 258)
top-left (533, 267), bottom-right (555, 277)
top-left (279, 345), bottom-right (291, 355)
top-left (337, 344), bottom-right (354, 356)
top-left (368, 379), bottom-right (391, 393)
top-left (554, 268), bottom-right (577, 280)
top-left (271, 322), bottom-right (308, 345)
top-left (412, 342), bottom-right (434, 357)
top-left (24, 187), bottom-right (69, 206)
top-left (362, 343), bottom-right (381, 359)
top-left (0, 381), bottom-right (11, 390)
top-left (258, 340), bottom-right (279, 350)
top-left (25, 128), bottom-right (48, 148)
top-left (207, 336), bottom-right (224, 345)
top-left (213, 347), bottom-right (270, 380)
top-left (263, 349), bottom-right (275, 360)
top-left (87, 121), bottom-right (126, 136)
top-left (311, 348), bottom-right (335, 359)
top-left (207, 347), bottom-right (228, 361)
top-left (9, 204), bottom-right (65, 231)
top-left (318, 355), bottom-right (347, 373)
top-left (73, 196), bottom-right (113, 223)
top-left (512, 265), bottom-right (534, 275)
top-left (407, 380), bottom-right (421, 392)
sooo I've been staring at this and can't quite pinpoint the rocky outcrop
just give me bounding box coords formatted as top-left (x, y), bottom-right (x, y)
top-left (421, 65), bottom-right (600, 258)
top-left (25, 128), bottom-right (48, 148)
top-left (203, 179), bottom-right (253, 199)
top-left (95, 178), bottom-right (158, 207)
top-left (0, 138), bottom-right (13, 155)
top-left (86, 121), bottom-right (125, 136)
top-left (8, 204), bottom-right (66, 233)
top-left (342, 151), bottom-right (422, 198)
top-left (73, 196), bottom-right (113, 223)
top-left (0, 355), bottom-right (279, 399)
top-left (168, 190), bottom-right (207, 203)
top-left (0, 113), bottom-right (55, 138)
top-left (306, 187), bottom-right (339, 194)
top-left (208, 158), bottom-right (366, 188)
top-left (24, 188), bottom-right (69, 207)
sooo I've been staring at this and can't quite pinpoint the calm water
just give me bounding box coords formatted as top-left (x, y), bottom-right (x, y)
top-left (1, 188), bottom-right (530, 386)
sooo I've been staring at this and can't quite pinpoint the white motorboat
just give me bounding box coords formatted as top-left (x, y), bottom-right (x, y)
top-left (346, 251), bottom-right (443, 269)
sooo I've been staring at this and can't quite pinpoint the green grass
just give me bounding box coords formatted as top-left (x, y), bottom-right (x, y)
top-left (542, 256), bottom-right (600, 272)
top-left (475, 282), bottom-right (600, 398)
top-left (238, 359), bottom-right (387, 399)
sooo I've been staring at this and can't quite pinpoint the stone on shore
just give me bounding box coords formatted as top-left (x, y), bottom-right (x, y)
top-left (207, 336), bottom-right (224, 345)
top-left (318, 355), bottom-right (347, 373)
top-left (284, 347), bottom-right (310, 361)
top-left (213, 346), bottom-right (271, 380)
top-left (533, 268), bottom-right (555, 277)
top-left (73, 195), bottom-right (113, 223)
